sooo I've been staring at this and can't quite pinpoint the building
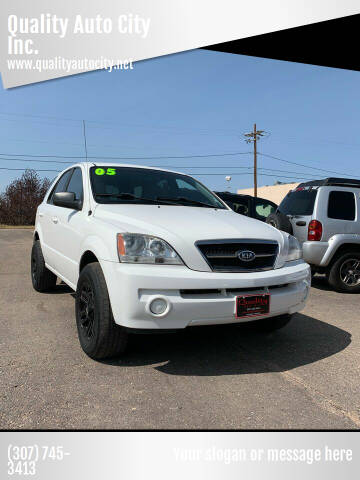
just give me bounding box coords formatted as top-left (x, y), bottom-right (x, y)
top-left (237, 182), bottom-right (299, 205)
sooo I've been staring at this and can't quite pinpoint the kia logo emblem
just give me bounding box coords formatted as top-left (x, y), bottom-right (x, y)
top-left (237, 250), bottom-right (256, 262)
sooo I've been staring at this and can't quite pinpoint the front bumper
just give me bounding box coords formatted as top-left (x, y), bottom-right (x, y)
top-left (100, 260), bottom-right (311, 329)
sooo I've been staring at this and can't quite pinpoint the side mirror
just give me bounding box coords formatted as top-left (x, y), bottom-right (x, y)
top-left (53, 192), bottom-right (82, 210)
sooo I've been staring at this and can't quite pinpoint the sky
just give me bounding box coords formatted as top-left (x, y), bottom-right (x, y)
top-left (0, 49), bottom-right (360, 194)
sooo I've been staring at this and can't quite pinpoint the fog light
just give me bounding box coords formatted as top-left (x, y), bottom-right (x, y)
top-left (149, 298), bottom-right (168, 315)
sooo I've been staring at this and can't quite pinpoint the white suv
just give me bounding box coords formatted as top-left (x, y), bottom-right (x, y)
top-left (32, 163), bottom-right (311, 359)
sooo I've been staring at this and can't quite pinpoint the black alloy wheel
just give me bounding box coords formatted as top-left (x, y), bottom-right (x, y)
top-left (75, 262), bottom-right (128, 359)
top-left (31, 252), bottom-right (37, 284)
top-left (78, 281), bottom-right (96, 340)
top-left (339, 258), bottom-right (360, 287)
top-left (327, 252), bottom-right (360, 293)
top-left (30, 240), bottom-right (57, 292)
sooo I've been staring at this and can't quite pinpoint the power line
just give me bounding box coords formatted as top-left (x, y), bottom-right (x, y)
top-left (0, 166), bottom-right (311, 180)
top-left (0, 149), bottom-right (355, 179)
top-left (0, 149), bottom-right (356, 177)
top-left (0, 151), bottom-right (252, 160)
top-left (0, 133), bottom-right (240, 152)
top-left (0, 157), bottom-right (317, 176)
top-left (0, 156), bottom-right (72, 164)
top-left (268, 133), bottom-right (360, 149)
top-left (0, 156), bottom-right (348, 180)
top-left (195, 173), bottom-right (312, 180)
top-left (0, 136), bottom-right (84, 147)
top-left (152, 165), bottom-right (318, 178)
top-left (0, 111), bottom-right (81, 124)
top-left (0, 111), bottom-right (240, 138)
top-left (0, 134), bottom-right (206, 153)
top-left (0, 157), bottom-right (324, 178)
top-left (5, 111), bottom-right (360, 148)
top-left (0, 167), bottom-right (59, 172)
top-left (258, 152), bottom-right (358, 177)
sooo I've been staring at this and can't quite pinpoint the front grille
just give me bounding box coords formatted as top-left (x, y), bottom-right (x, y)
top-left (196, 239), bottom-right (279, 272)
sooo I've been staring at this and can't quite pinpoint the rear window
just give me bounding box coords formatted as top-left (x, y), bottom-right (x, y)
top-left (328, 191), bottom-right (355, 221)
top-left (278, 189), bottom-right (317, 216)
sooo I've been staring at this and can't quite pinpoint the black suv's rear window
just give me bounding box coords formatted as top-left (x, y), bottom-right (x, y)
top-left (278, 189), bottom-right (317, 216)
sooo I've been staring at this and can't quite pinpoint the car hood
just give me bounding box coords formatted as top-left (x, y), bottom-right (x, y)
top-left (93, 204), bottom-right (286, 271)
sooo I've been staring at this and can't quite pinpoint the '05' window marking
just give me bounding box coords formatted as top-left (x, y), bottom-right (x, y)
top-left (95, 168), bottom-right (116, 175)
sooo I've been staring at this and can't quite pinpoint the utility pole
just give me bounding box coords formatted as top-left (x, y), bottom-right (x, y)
top-left (244, 124), bottom-right (266, 197)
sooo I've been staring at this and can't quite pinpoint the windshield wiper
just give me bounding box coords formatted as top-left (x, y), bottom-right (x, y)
top-left (95, 193), bottom-right (137, 199)
top-left (94, 192), bottom-right (177, 205)
top-left (95, 193), bottom-right (220, 208)
top-left (156, 196), bottom-right (219, 208)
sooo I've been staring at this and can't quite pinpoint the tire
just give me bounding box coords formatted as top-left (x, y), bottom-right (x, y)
top-left (31, 240), bottom-right (57, 292)
top-left (251, 314), bottom-right (293, 332)
top-left (266, 212), bottom-right (293, 234)
top-left (327, 252), bottom-right (360, 293)
top-left (75, 262), bottom-right (128, 359)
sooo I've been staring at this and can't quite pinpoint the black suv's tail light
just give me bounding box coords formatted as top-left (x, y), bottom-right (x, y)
top-left (308, 220), bottom-right (322, 241)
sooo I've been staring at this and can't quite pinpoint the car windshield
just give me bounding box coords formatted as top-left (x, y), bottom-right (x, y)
top-left (90, 166), bottom-right (226, 208)
top-left (278, 188), bottom-right (317, 216)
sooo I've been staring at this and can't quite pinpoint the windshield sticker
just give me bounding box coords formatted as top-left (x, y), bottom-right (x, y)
top-left (95, 168), bottom-right (116, 175)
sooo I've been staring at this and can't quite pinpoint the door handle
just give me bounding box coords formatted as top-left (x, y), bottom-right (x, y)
top-left (39, 213), bottom-right (44, 217)
top-left (52, 217), bottom-right (59, 224)
top-left (296, 221), bottom-right (306, 226)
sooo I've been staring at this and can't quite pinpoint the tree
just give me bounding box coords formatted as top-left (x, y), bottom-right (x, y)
top-left (0, 170), bottom-right (51, 225)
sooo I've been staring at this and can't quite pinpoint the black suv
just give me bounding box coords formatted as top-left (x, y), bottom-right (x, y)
top-left (215, 192), bottom-right (277, 222)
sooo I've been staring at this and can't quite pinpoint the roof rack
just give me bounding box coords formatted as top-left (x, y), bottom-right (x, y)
top-left (298, 177), bottom-right (360, 188)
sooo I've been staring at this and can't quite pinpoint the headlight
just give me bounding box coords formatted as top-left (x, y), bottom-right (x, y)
top-left (117, 233), bottom-right (183, 265)
top-left (286, 234), bottom-right (302, 262)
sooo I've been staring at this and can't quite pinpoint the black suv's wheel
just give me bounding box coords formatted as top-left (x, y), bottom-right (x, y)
top-left (31, 240), bottom-right (57, 292)
top-left (327, 253), bottom-right (360, 293)
top-left (75, 262), bottom-right (128, 359)
top-left (251, 314), bottom-right (293, 332)
top-left (266, 212), bottom-right (293, 234)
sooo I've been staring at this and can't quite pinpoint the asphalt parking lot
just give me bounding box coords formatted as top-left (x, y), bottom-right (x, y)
top-left (1, 229), bottom-right (359, 430)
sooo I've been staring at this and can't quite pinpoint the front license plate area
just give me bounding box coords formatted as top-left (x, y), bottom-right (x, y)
top-left (236, 294), bottom-right (270, 318)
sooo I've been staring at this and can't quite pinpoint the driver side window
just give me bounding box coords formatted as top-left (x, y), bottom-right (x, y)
top-left (47, 169), bottom-right (73, 205)
top-left (66, 167), bottom-right (83, 201)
